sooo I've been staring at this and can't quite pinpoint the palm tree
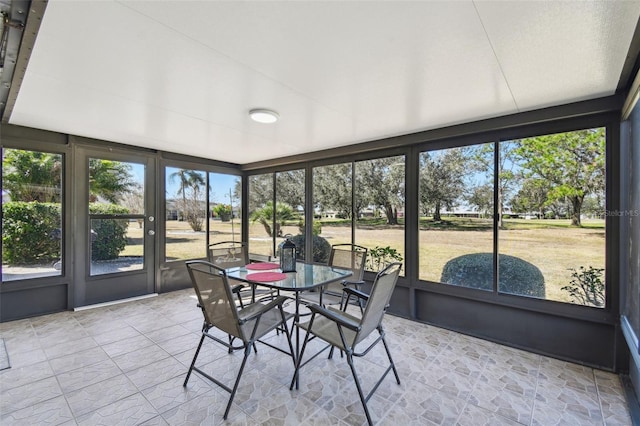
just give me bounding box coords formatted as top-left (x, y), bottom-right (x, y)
top-left (169, 169), bottom-right (206, 230)
top-left (250, 201), bottom-right (296, 237)
top-left (3, 149), bottom-right (62, 202)
top-left (88, 159), bottom-right (134, 203)
top-left (169, 169), bottom-right (204, 218)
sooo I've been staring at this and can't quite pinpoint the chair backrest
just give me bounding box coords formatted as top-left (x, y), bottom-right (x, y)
top-left (355, 262), bottom-right (402, 343)
top-left (186, 260), bottom-right (243, 339)
top-left (208, 241), bottom-right (248, 268)
top-left (328, 244), bottom-right (367, 281)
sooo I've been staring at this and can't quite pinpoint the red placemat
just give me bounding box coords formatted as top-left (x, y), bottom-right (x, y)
top-left (245, 262), bottom-right (280, 271)
top-left (246, 272), bottom-right (287, 282)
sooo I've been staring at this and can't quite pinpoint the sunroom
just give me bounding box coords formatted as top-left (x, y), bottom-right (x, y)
top-left (1, 1), bottom-right (639, 424)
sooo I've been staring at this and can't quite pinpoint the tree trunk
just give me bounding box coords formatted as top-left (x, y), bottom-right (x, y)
top-left (433, 201), bottom-right (442, 221)
top-left (260, 219), bottom-right (273, 237)
top-left (497, 184), bottom-right (504, 229)
top-left (181, 193), bottom-right (186, 221)
top-left (570, 195), bottom-right (583, 226)
top-left (385, 203), bottom-right (398, 225)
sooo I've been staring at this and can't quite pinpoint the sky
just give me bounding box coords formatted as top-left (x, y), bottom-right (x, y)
top-left (121, 163), bottom-right (239, 205)
top-left (164, 167), bottom-right (240, 205)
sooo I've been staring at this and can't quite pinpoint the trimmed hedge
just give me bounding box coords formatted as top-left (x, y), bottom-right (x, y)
top-left (2, 201), bottom-right (130, 264)
top-left (2, 202), bottom-right (62, 264)
top-left (89, 204), bottom-right (130, 260)
top-left (440, 252), bottom-right (545, 297)
top-left (285, 234), bottom-right (331, 264)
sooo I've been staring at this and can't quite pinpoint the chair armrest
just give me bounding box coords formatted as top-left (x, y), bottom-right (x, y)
top-left (307, 304), bottom-right (361, 331)
top-left (342, 287), bottom-right (369, 301)
top-left (231, 284), bottom-right (245, 294)
top-left (237, 295), bottom-right (288, 323)
top-left (342, 279), bottom-right (365, 287)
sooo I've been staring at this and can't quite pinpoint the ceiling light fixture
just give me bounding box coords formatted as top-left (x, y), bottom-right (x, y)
top-left (249, 109), bottom-right (279, 124)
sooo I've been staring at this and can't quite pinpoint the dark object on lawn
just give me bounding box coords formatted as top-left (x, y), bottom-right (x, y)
top-left (287, 234), bottom-right (331, 264)
top-left (440, 253), bottom-right (545, 298)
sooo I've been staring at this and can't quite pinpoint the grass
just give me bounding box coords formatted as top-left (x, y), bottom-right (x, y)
top-left (417, 225), bottom-right (604, 303)
top-left (120, 216), bottom-right (605, 306)
top-left (411, 217), bottom-right (605, 303)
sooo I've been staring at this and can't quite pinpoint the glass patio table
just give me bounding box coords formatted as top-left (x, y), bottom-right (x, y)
top-left (226, 261), bottom-right (352, 387)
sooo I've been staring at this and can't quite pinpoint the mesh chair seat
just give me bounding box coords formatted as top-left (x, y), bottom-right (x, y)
top-left (297, 306), bottom-right (361, 348)
top-left (236, 301), bottom-right (288, 338)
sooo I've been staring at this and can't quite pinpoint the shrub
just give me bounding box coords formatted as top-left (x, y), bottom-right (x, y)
top-left (213, 204), bottom-right (232, 221)
top-left (89, 203), bottom-right (130, 260)
top-left (440, 253), bottom-right (545, 297)
top-left (286, 234), bottom-right (331, 264)
top-left (561, 266), bottom-right (604, 307)
top-left (366, 246), bottom-right (403, 272)
top-left (2, 201), bottom-right (61, 264)
top-left (298, 220), bottom-right (321, 236)
top-left (250, 201), bottom-right (295, 237)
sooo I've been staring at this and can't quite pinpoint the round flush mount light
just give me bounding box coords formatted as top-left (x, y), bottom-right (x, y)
top-left (249, 109), bottom-right (279, 124)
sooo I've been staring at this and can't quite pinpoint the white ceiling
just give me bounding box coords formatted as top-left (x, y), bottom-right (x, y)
top-left (8, 0), bottom-right (640, 164)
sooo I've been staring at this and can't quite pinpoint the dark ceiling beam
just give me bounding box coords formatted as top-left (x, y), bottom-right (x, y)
top-left (1, 0), bottom-right (46, 123)
top-left (617, 16), bottom-right (640, 96)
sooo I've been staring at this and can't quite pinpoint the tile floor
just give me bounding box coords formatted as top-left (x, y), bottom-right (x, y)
top-left (0, 288), bottom-right (633, 425)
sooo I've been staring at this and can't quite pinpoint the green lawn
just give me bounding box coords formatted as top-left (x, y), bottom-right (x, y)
top-left (127, 216), bottom-right (604, 306)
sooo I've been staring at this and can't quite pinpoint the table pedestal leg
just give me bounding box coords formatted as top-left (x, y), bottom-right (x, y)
top-left (294, 292), bottom-right (300, 389)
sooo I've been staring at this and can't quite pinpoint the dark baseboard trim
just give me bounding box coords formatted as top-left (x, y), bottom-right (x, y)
top-left (621, 375), bottom-right (640, 426)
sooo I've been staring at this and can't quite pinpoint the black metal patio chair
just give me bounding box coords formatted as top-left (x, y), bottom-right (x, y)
top-left (184, 260), bottom-right (295, 420)
top-left (290, 262), bottom-right (402, 426)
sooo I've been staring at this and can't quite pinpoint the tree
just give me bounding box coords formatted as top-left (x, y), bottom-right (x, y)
top-left (250, 201), bottom-right (296, 237)
top-left (3, 149), bottom-right (62, 202)
top-left (247, 173), bottom-right (273, 211)
top-left (356, 157), bottom-right (404, 225)
top-left (169, 169), bottom-right (204, 211)
top-left (510, 178), bottom-right (550, 218)
top-left (582, 193), bottom-right (605, 218)
top-left (89, 159), bottom-right (134, 203)
top-left (467, 184), bottom-right (493, 218)
top-left (313, 163), bottom-right (353, 219)
top-left (169, 169), bottom-right (206, 230)
top-left (276, 169), bottom-right (305, 210)
top-left (186, 173), bottom-right (206, 231)
top-left (419, 149), bottom-right (466, 221)
top-left (469, 143), bottom-right (521, 228)
top-left (353, 168), bottom-right (370, 220)
top-left (514, 128), bottom-right (605, 226)
top-left (120, 183), bottom-right (145, 227)
top-left (3, 150), bottom-right (134, 205)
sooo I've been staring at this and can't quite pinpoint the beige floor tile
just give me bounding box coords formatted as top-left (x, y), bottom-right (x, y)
top-left (65, 373), bottom-right (138, 417)
top-left (0, 288), bottom-right (634, 425)
top-left (0, 376), bottom-right (63, 415)
top-left (56, 358), bottom-right (122, 393)
top-left (75, 392), bottom-right (158, 425)
top-left (0, 394), bottom-right (73, 425)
